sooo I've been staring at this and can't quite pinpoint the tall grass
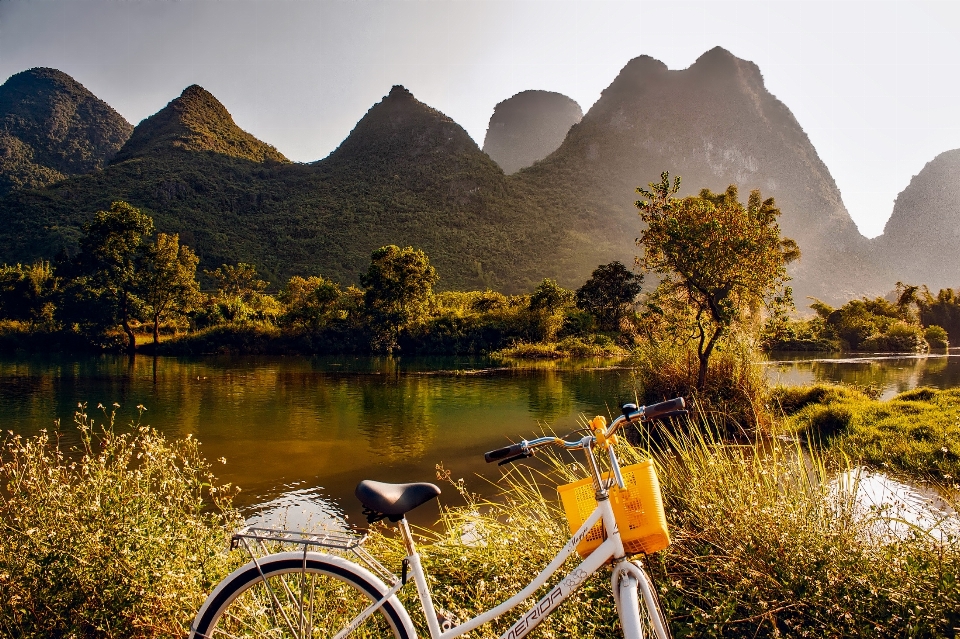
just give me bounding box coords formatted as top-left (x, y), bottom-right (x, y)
top-left (367, 417), bottom-right (959, 638)
top-left (1, 406), bottom-right (957, 637)
top-left (0, 407), bottom-right (241, 638)
top-left (629, 341), bottom-right (771, 435)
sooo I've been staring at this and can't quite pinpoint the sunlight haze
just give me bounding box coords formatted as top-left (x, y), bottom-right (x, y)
top-left (1, 0), bottom-right (958, 238)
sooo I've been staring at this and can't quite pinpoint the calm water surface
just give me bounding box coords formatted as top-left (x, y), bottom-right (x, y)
top-left (4, 352), bottom-right (960, 528)
top-left (766, 350), bottom-right (960, 399)
top-left (0, 355), bottom-right (640, 526)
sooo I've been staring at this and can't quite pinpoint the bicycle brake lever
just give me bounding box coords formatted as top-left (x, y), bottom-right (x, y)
top-left (497, 451), bottom-right (534, 466)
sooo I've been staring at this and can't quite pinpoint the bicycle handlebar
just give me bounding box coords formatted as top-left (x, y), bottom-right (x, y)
top-left (482, 397), bottom-right (686, 464)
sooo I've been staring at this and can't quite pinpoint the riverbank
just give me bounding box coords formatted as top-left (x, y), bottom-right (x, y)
top-left (775, 384), bottom-right (960, 481)
top-left (2, 403), bottom-right (956, 637)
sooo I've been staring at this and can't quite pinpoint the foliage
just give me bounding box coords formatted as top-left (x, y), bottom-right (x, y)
top-left (0, 261), bottom-right (58, 326)
top-left (526, 278), bottom-right (575, 343)
top-left (924, 324), bottom-right (949, 349)
top-left (912, 285), bottom-right (960, 346)
top-left (762, 294), bottom-right (933, 353)
top-left (138, 233), bottom-right (201, 345)
top-left (361, 245), bottom-right (439, 351)
top-left (636, 173), bottom-right (799, 389)
top-left (574, 261), bottom-right (642, 331)
top-left (630, 340), bottom-right (771, 434)
top-left (203, 262), bottom-right (279, 324)
top-left (775, 384), bottom-right (960, 480)
top-left (0, 406), bottom-right (240, 637)
top-left (65, 201), bottom-right (155, 354)
top-left (0, 68), bottom-right (133, 198)
top-left (278, 275), bottom-right (342, 331)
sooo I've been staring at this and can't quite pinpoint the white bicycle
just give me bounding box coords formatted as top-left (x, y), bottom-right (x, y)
top-left (189, 397), bottom-right (686, 639)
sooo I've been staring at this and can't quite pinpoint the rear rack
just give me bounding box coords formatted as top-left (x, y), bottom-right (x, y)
top-left (231, 526), bottom-right (397, 586)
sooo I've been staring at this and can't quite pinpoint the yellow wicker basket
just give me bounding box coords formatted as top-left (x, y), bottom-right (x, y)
top-left (557, 459), bottom-right (670, 558)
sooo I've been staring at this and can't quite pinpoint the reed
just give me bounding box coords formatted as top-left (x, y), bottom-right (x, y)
top-left (0, 408), bottom-right (242, 638)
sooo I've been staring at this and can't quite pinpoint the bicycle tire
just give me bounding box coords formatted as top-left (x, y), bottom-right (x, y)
top-left (189, 551), bottom-right (415, 639)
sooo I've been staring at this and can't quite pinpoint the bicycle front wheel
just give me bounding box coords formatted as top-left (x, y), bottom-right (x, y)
top-left (189, 551), bottom-right (415, 639)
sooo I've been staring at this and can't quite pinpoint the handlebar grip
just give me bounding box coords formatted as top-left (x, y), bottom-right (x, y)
top-left (644, 397), bottom-right (685, 421)
top-left (646, 409), bottom-right (688, 422)
top-left (484, 443), bottom-right (525, 463)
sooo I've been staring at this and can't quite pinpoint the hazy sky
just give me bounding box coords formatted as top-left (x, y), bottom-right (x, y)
top-left (1, 0), bottom-right (958, 238)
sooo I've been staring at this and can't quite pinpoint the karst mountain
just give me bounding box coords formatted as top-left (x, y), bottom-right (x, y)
top-left (482, 90), bottom-right (582, 174)
top-left (0, 50), bottom-right (948, 301)
top-left (0, 67), bottom-right (132, 197)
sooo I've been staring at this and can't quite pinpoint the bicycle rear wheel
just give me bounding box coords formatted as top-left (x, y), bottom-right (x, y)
top-left (190, 551), bottom-right (414, 639)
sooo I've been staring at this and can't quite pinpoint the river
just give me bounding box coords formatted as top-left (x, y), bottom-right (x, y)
top-left (2, 351), bottom-right (958, 528)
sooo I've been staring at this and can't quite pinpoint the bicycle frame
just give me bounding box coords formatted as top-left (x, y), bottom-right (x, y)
top-left (394, 487), bottom-right (657, 639)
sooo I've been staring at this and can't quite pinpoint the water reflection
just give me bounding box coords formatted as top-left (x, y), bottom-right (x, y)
top-left (0, 355), bottom-right (640, 526)
top-left (834, 467), bottom-right (959, 543)
top-left (244, 485), bottom-right (348, 533)
top-left (766, 351), bottom-right (960, 399)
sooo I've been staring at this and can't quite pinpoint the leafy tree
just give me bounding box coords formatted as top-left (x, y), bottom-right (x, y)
top-left (527, 278), bottom-right (574, 342)
top-left (138, 233), bottom-right (201, 346)
top-left (360, 246), bottom-right (438, 351)
top-left (917, 287), bottom-right (960, 345)
top-left (636, 172), bottom-right (800, 389)
top-left (575, 261), bottom-right (643, 331)
top-left (204, 263), bottom-right (278, 323)
top-left (279, 275), bottom-right (342, 331)
top-left (0, 261), bottom-right (58, 326)
top-left (71, 201), bottom-right (155, 354)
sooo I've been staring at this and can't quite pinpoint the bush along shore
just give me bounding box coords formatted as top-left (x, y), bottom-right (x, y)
top-left (1, 395), bottom-right (957, 638)
top-left (3, 199), bottom-right (960, 359)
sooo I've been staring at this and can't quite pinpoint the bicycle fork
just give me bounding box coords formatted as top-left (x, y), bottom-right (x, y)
top-left (613, 560), bottom-right (669, 639)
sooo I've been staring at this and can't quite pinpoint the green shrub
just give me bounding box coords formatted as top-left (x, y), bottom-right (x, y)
top-left (779, 385), bottom-right (960, 480)
top-left (924, 325), bottom-right (949, 349)
top-left (860, 321), bottom-right (927, 353)
top-left (629, 341), bottom-right (770, 434)
top-left (0, 407), bottom-right (240, 637)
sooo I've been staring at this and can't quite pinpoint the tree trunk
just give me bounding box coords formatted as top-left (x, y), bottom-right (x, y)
top-left (120, 290), bottom-right (136, 356)
top-left (153, 315), bottom-right (160, 347)
top-left (696, 326), bottom-right (723, 390)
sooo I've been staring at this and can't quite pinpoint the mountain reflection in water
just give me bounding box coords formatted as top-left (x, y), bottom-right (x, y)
top-left (0, 355), bottom-right (637, 528)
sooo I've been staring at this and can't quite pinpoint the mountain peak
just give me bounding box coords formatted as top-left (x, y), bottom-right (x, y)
top-left (327, 85), bottom-right (483, 166)
top-left (387, 85), bottom-right (415, 100)
top-left (113, 84), bottom-right (287, 164)
top-left (482, 90), bottom-right (582, 174)
top-left (688, 46), bottom-right (764, 86)
top-left (0, 67), bottom-right (132, 195)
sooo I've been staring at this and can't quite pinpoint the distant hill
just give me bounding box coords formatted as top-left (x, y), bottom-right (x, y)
top-left (876, 149), bottom-right (960, 290)
top-left (516, 48), bottom-right (886, 303)
top-left (482, 90), bottom-right (582, 174)
top-left (114, 85), bottom-right (287, 164)
top-left (0, 52), bottom-right (939, 301)
top-left (0, 84), bottom-right (580, 292)
top-left (0, 68), bottom-right (132, 196)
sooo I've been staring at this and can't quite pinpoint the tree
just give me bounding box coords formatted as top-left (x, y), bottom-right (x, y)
top-left (360, 246), bottom-right (438, 350)
top-left (636, 172), bottom-right (800, 389)
top-left (73, 201), bottom-right (154, 354)
top-left (204, 263), bottom-right (278, 323)
top-left (0, 261), bottom-right (58, 326)
top-left (138, 233), bottom-right (201, 346)
top-left (528, 278), bottom-right (574, 342)
top-left (279, 275), bottom-right (342, 331)
top-left (575, 261), bottom-right (643, 331)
